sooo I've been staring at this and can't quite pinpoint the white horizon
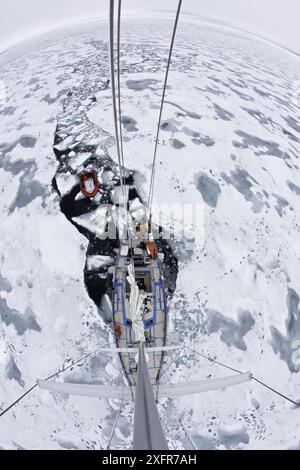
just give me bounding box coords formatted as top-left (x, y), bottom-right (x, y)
top-left (0, 1), bottom-right (300, 55)
top-left (1, 12), bottom-right (299, 60)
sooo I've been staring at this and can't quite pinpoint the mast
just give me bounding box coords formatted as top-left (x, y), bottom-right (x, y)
top-left (133, 342), bottom-right (168, 450)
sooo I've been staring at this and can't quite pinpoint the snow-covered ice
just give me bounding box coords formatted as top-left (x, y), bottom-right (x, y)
top-left (0, 17), bottom-right (300, 449)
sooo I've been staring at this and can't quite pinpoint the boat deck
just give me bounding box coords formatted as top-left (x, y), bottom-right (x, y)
top-left (113, 242), bottom-right (167, 385)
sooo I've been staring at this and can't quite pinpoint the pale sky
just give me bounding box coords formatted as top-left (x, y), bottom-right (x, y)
top-left (0, 0), bottom-right (300, 54)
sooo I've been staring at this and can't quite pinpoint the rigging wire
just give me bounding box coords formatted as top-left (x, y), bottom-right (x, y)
top-left (156, 397), bottom-right (197, 450)
top-left (117, 0), bottom-right (124, 170)
top-left (106, 384), bottom-right (125, 450)
top-left (147, 0), bottom-right (183, 223)
top-left (91, 358), bottom-right (134, 401)
top-left (109, 0), bottom-right (126, 204)
top-left (187, 347), bottom-right (244, 375)
top-left (187, 347), bottom-right (299, 407)
top-left (178, 417), bottom-right (197, 450)
top-left (156, 350), bottom-right (183, 402)
top-left (0, 348), bottom-right (99, 418)
top-left (116, 0), bottom-right (133, 250)
top-left (91, 360), bottom-right (127, 381)
top-left (110, 0), bottom-right (133, 249)
top-left (0, 383), bottom-right (38, 419)
top-left (158, 350), bottom-right (183, 381)
top-left (251, 376), bottom-right (299, 407)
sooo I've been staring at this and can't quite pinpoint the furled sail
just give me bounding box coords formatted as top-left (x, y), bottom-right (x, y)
top-left (126, 263), bottom-right (145, 342)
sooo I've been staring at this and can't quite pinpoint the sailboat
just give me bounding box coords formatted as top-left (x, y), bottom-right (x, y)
top-left (113, 234), bottom-right (167, 386)
top-left (0, 1), bottom-right (297, 448)
top-left (38, 219), bottom-right (252, 450)
top-left (37, 0), bottom-right (253, 450)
